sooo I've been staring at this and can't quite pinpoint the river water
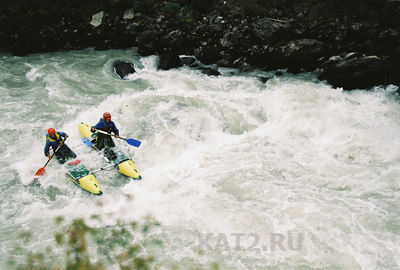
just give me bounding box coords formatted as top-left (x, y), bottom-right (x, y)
top-left (0, 48), bottom-right (399, 269)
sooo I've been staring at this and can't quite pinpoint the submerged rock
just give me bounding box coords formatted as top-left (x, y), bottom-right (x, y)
top-left (258, 76), bottom-right (270, 83)
top-left (200, 67), bottom-right (220, 76)
top-left (158, 53), bottom-right (183, 70)
top-left (113, 61), bottom-right (135, 79)
top-left (180, 56), bottom-right (197, 67)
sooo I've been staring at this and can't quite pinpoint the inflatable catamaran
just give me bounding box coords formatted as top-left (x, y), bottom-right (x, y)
top-left (64, 159), bottom-right (103, 195)
top-left (33, 124), bottom-right (140, 195)
top-left (78, 123), bottom-right (142, 180)
top-left (34, 136), bottom-right (103, 195)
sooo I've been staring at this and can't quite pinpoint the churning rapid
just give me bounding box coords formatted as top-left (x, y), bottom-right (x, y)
top-left (0, 49), bottom-right (399, 269)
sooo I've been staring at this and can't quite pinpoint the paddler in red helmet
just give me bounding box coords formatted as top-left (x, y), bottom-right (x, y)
top-left (44, 128), bottom-right (76, 164)
top-left (90, 112), bottom-right (120, 160)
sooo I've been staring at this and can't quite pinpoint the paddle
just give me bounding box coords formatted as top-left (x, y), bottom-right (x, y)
top-left (33, 137), bottom-right (66, 182)
top-left (82, 138), bottom-right (93, 147)
top-left (93, 129), bottom-right (141, 147)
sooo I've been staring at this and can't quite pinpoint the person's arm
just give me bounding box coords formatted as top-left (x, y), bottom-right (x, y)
top-left (91, 121), bottom-right (103, 132)
top-left (112, 122), bottom-right (119, 137)
top-left (44, 140), bottom-right (51, 159)
top-left (57, 132), bottom-right (68, 145)
top-left (57, 131), bottom-right (67, 138)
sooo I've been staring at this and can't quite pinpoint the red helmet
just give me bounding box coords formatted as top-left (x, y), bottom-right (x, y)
top-left (103, 112), bottom-right (111, 119)
top-left (48, 128), bottom-right (56, 135)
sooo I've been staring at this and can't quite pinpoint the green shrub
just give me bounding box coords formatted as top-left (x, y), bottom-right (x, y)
top-left (8, 217), bottom-right (157, 270)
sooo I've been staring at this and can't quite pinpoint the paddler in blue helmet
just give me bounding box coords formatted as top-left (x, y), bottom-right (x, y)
top-left (90, 112), bottom-right (119, 159)
top-left (44, 128), bottom-right (76, 164)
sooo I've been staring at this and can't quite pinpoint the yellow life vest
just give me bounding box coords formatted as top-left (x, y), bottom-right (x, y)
top-left (47, 132), bottom-right (61, 142)
top-left (46, 132), bottom-right (61, 143)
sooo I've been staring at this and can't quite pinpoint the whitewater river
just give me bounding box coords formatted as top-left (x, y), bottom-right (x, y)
top-left (0, 49), bottom-right (399, 269)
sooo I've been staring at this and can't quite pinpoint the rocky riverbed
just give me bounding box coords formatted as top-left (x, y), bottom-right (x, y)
top-left (1, 0), bottom-right (399, 90)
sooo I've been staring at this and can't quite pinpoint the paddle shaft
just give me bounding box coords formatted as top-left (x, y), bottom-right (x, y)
top-left (94, 129), bottom-right (125, 140)
top-left (92, 128), bottom-right (141, 147)
top-left (90, 163), bottom-right (116, 174)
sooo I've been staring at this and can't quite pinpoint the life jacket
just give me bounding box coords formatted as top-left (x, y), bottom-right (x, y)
top-left (46, 133), bottom-right (63, 148)
top-left (99, 118), bottom-right (115, 133)
top-left (47, 133), bottom-right (61, 142)
top-left (44, 131), bottom-right (67, 157)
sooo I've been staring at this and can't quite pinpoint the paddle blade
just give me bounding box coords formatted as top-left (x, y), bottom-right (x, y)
top-left (34, 167), bottom-right (45, 179)
top-left (82, 138), bottom-right (93, 147)
top-left (126, 138), bottom-right (141, 147)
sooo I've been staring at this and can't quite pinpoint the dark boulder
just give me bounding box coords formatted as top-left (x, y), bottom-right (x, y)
top-left (113, 61), bottom-right (135, 79)
top-left (195, 23), bottom-right (224, 37)
top-left (232, 57), bottom-right (252, 72)
top-left (200, 67), bottom-right (220, 76)
top-left (248, 39), bottom-right (325, 72)
top-left (258, 76), bottom-right (270, 83)
top-left (181, 56), bottom-right (197, 67)
top-left (317, 53), bottom-right (399, 90)
top-left (194, 45), bottom-right (219, 65)
top-left (180, 55), bottom-right (219, 75)
top-left (278, 39), bottom-right (326, 71)
top-left (251, 18), bottom-right (290, 43)
top-left (158, 29), bottom-right (184, 52)
top-left (0, 0), bottom-right (399, 92)
top-left (220, 32), bottom-right (238, 48)
top-left (158, 53), bottom-right (183, 70)
top-left (136, 30), bottom-right (157, 56)
top-left (247, 45), bottom-right (275, 69)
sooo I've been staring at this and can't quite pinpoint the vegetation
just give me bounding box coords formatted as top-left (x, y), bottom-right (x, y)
top-left (8, 216), bottom-right (158, 270)
top-left (7, 213), bottom-right (223, 270)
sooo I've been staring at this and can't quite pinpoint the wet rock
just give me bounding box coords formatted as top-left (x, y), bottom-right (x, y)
top-left (318, 53), bottom-right (399, 90)
top-left (162, 2), bottom-right (180, 14)
top-left (159, 30), bottom-right (184, 51)
top-left (194, 45), bottom-right (219, 65)
top-left (181, 56), bottom-right (197, 66)
top-left (113, 61), bottom-right (135, 79)
top-left (123, 8), bottom-right (135, 20)
top-left (251, 18), bottom-right (290, 43)
top-left (220, 32), bottom-right (235, 48)
top-left (232, 57), bottom-right (252, 72)
top-left (258, 76), bottom-right (270, 83)
top-left (0, 0), bottom-right (399, 90)
top-left (216, 58), bottom-right (231, 67)
top-left (158, 53), bottom-right (183, 70)
top-left (180, 55), bottom-right (219, 75)
top-left (200, 67), bottom-right (220, 76)
top-left (279, 39), bottom-right (326, 71)
top-left (136, 30), bottom-right (157, 55)
top-left (90, 11), bottom-right (104, 28)
top-left (136, 30), bottom-right (155, 45)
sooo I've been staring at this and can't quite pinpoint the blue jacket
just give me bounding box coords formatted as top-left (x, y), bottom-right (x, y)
top-left (91, 118), bottom-right (119, 135)
top-left (44, 131), bottom-right (67, 156)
